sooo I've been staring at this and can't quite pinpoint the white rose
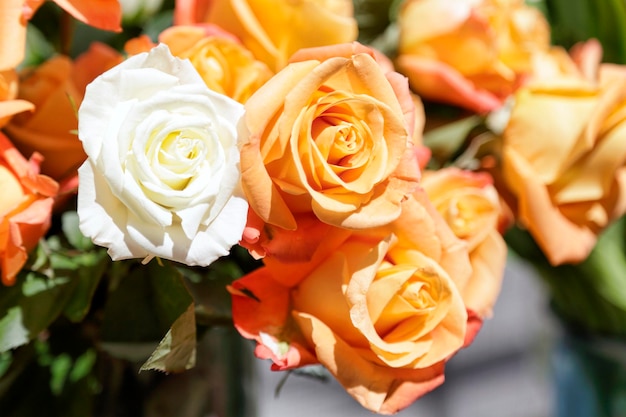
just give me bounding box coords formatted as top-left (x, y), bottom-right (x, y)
top-left (77, 44), bottom-right (248, 266)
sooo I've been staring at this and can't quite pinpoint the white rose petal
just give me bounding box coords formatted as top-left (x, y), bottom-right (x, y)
top-left (77, 44), bottom-right (248, 266)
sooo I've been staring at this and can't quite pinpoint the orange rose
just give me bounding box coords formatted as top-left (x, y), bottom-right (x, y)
top-left (157, 25), bottom-right (273, 103)
top-left (421, 168), bottom-right (507, 317)
top-left (240, 43), bottom-right (420, 240)
top-left (175, 0), bottom-right (358, 71)
top-left (4, 43), bottom-right (122, 181)
top-left (395, 0), bottom-right (550, 113)
top-left (501, 40), bottom-right (626, 265)
top-left (230, 189), bottom-right (481, 414)
top-left (0, 132), bottom-right (58, 285)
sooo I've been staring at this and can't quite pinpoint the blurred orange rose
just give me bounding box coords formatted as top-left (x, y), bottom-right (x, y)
top-left (501, 40), bottom-right (626, 265)
top-left (240, 43), bottom-right (420, 239)
top-left (0, 132), bottom-right (58, 286)
top-left (175, 0), bottom-right (358, 71)
top-left (158, 25), bottom-right (273, 103)
top-left (421, 168), bottom-right (507, 317)
top-left (230, 189), bottom-right (481, 414)
top-left (4, 43), bottom-right (122, 181)
top-left (395, 0), bottom-right (550, 113)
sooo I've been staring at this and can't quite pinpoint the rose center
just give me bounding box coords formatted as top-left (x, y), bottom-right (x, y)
top-left (400, 279), bottom-right (437, 313)
top-left (157, 131), bottom-right (207, 190)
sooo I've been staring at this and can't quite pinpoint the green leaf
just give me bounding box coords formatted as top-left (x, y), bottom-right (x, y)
top-left (0, 273), bottom-right (74, 353)
top-left (101, 260), bottom-right (193, 361)
top-left (19, 24), bottom-right (56, 69)
top-left (180, 258), bottom-right (243, 326)
top-left (143, 10), bottom-right (174, 41)
top-left (140, 303), bottom-right (197, 373)
top-left (61, 212), bottom-right (93, 251)
top-left (0, 308), bottom-right (29, 352)
top-left (62, 251), bottom-right (109, 322)
top-left (423, 115), bottom-right (484, 168)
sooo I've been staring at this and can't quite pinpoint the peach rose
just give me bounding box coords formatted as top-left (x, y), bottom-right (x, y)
top-left (501, 40), bottom-right (626, 265)
top-left (395, 0), bottom-right (550, 113)
top-left (175, 0), bottom-right (358, 71)
top-left (421, 168), bottom-right (507, 317)
top-left (4, 43), bottom-right (122, 181)
top-left (158, 25), bottom-right (273, 103)
top-left (240, 43), bottom-right (420, 239)
top-left (230, 189), bottom-right (481, 414)
top-left (0, 132), bottom-right (58, 286)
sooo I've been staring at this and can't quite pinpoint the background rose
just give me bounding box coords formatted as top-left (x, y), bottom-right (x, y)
top-left (0, 132), bottom-right (58, 285)
top-left (175, 0), bottom-right (358, 71)
top-left (230, 190), bottom-right (479, 414)
top-left (158, 25), bottom-right (273, 103)
top-left (501, 41), bottom-right (626, 265)
top-left (421, 168), bottom-right (507, 318)
top-left (4, 43), bottom-right (122, 181)
top-left (240, 43), bottom-right (420, 236)
top-left (395, 0), bottom-right (551, 113)
top-left (77, 44), bottom-right (248, 266)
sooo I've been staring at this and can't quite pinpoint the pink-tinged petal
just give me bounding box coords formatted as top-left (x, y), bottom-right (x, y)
top-left (570, 39), bottom-right (603, 82)
top-left (462, 309), bottom-right (483, 348)
top-left (395, 56), bottom-right (503, 113)
top-left (52, 0), bottom-right (122, 32)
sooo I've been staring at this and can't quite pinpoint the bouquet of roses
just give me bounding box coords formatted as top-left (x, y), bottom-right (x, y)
top-left (0, 0), bottom-right (625, 416)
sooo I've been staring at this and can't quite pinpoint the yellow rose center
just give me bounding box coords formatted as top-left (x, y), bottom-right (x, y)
top-left (399, 279), bottom-right (438, 312)
top-left (156, 130), bottom-right (207, 190)
top-left (370, 265), bottom-right (450, 344)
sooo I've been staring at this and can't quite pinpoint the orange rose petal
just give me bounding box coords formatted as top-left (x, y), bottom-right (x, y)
top-left (159, 26), bottom-right (212, 56)
top-left (229, 269), bottom-right (317, 369)
top-left (52, 0), bottom-right (122, 32)
top-left (462, 231), bottom-right (506, 318)
top-left (229, 269), bottom-right (291, 338)
top-left (72, 42), bottom-right (123, 94)
top-left (505, 148), bottom-right (597, 265)
top-left (124, 35), bottom-right (157, 56)
top-left (0, 100), bottom-right (35, 127)
top-left (173, 0), bottom-right (214, 25)
top-left (0, 190), bottom-right (55, 286)
top-left (395, 56), bottom-right (503, 113)
top-left (288, 42), bottom-right (376, 64)
top-left (294, 311), bottom-right (446, 415)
